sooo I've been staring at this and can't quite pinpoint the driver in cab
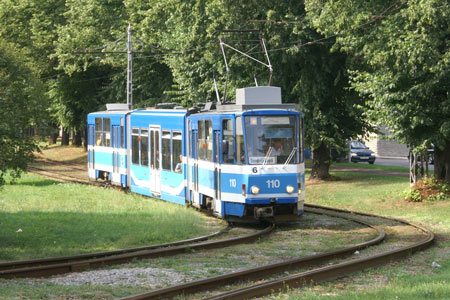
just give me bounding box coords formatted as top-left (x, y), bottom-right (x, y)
top-left (272, 140), bottom-right (285, 156)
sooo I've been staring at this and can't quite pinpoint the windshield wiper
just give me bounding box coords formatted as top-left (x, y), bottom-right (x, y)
top-left (283, 147), bottom-right (297, 169)
top-left (262, 146), bottom-right (273, 167)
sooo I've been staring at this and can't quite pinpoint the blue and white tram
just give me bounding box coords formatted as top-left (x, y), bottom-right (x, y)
top-left (87, 86), bottom-right (305, 222)
top-left (87, 105), bottom-right (129, 186)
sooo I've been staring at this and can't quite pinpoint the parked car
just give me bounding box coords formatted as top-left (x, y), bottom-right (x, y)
top-left (428, 147), bottom-right (435, 165)
top-left (349, 141), bottom-right (376, 164)
top-left (409, 145), bottom-right (434, 165)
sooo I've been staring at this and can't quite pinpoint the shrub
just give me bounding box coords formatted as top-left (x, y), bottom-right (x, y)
top-left (404, 188), bottom-right (423, 202)
top-left (404, 177), bottom-right (450, 202)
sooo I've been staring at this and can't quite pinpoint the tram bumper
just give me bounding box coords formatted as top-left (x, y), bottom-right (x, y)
top-left (248, 197), bottom-right (299, 220)
top-left (254, 206), bottom-right (274, 218)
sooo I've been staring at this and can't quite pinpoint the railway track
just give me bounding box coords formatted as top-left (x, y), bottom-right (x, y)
top-left (33, 157), bottom-right (87, 172)
top-left (28, 166), bottom-right (90, 185)
top-left (0, 227), bottom-right (231, 272)
top-left (24, 160), bottom-right (434, 299)
top-left (118, 205), bottom-right (433, 300)
top-left (0, 225), bottom-right (272, 279)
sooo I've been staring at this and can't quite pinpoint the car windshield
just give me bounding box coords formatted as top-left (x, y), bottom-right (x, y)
top-left (351, 141), bottom-right (368, 149)
top-left (244, 115), bottom-right (296, 165)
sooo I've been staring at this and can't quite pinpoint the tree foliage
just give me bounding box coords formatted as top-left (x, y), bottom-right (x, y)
top-left (0, 0), bottom-right (66, 142)
top-left (306, 0), bottom-right (450, 181)
top-left (55, 0), bottom-right (174, 110)
top-left (0, 0), bottom-right (378, 181)
top-left (133, 0), bottom-right (372, 178)
top-left (0, 41), bottom-right (44, 186)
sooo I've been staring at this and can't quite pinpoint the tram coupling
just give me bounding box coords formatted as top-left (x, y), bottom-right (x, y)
top-left (254, 206), bottom-right (274, 219)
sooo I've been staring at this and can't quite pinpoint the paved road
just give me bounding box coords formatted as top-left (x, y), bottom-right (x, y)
top-left (374, 157), bottom-right (434, 170)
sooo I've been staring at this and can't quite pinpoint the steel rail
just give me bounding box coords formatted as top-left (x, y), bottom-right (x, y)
top-left (118, 209), bottom-right (386, 300)
top-left (0, 225), bottom-right (273, 279)
top-left (201, 205), bottom-right (434, 300)
top-left (33, 157), bottom-right (87, 171)
top-left (28, 167), bottom-right (117, 190)
top-left (0, 227), bottom-right (231, 272)
top-left (28, 166), bottom-right (90, 185)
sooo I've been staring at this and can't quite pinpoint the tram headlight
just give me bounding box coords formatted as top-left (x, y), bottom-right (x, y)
top-left (286, 185), bottom-right (295, 194)
top-left (251, 185), bottom-right (260, 195)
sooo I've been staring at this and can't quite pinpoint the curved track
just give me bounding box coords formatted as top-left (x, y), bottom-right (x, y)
top-left (119, 205), bottom-right (433, 300)
top-left (0, 225), bottom-right (272, 279)
top-left (25, 161), bottom-right (434, 299)
top-left (118, 208), bottom-right (386, 300)
top-left (28, 166), bottom-right (90, 185)
top-left (202, 205), bottom-right (434, 300)
top-left (0, 227), bottom-right (231, 272)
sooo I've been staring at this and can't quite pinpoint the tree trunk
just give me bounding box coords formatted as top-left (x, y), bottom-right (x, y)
top-left (434, 140), bottom-right (450, 184)
top-left (83, 127), bottom-right (88, 150)
top-left (48, 133), bottom-right (58, 145)
top-left (61, 127), bottom-right (70, 146)
top-left (72, 130), bottom-right (83, 147)
top-left (309, 142), bottom-right (331, 180)
top-left (48, 123), bottom-right (59, 145)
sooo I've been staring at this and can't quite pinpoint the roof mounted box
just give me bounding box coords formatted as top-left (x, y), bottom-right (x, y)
top-left (236, 86), bottom-right (282, 105)
top-left (106, 103), bottom-right (129, 111)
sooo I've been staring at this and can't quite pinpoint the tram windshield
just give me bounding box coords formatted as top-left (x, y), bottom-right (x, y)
top-left (244, 115), bottom-right (297, 165)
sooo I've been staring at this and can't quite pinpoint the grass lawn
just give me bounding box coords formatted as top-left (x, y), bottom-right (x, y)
top-left (0, 173), bottom-right (223, 261)
top-left (280, 170), bottom-right (450, 300)
top-left (1, 159), bottom-right (449, 299)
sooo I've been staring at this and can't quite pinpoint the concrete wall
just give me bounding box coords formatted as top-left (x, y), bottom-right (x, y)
top-left (364, 126), bottom-right (409, 158)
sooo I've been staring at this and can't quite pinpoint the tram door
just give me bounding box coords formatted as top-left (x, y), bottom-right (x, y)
top-left (112, 125), bottom-right (120, 182)
top-left (88, 125), bottom-right (95, 170)
top-left (149, 126), bottom-right (161, 195)
top-left (188, 128), bottom-right (199, 207)
top-left (213, 130), bottom-right (222, 213)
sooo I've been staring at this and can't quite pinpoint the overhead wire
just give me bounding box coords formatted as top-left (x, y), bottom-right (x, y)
top-left (63, 1), bottom-right (418, 82)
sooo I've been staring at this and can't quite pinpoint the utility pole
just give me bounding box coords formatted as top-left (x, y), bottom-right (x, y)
top-left (126, 24), bottom-right (133, 109)
top-left (73, 24), bottom-right (159, 110)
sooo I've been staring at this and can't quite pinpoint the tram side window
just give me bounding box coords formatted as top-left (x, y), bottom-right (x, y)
top-left (103, 118), bottom-right (111, 147)
top-left (188, 121), bottom-right (192, 158)
top-left (132, 128), bottom-right (140, 165)
top-left (205, 120), bottom-right (213, 162)
top-left (198, 120), bottom-right (205, 160)
top-left (162, 130), bottom-right (171, 170)
top-left (173, 131), bottom-right (182, 173)
top-left (222, 119), bottom-right (234, 164)
top-left (95, 118), bottom-right (102, 146)
top-left (236, 116), bottom-right (245, 165)
top-left (120, 118), bottom-right (124, 148)
top-left (298, 116), bottom-right (304, 163)
top-left (141, 128), bottom-right (149, 166)
top-left (155, 130), bottom-right (160, 170)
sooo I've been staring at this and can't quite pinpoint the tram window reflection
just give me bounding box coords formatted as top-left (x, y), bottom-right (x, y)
top-left (244, 115), bottom-right (296, 165)
top-left (222, 119), bottom-right (234, 164)
top-left (236, 116), bottom-right (245, 165)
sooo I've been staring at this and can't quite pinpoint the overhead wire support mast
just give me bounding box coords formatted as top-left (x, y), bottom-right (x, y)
top-left (127, 24), bottom-right (133, 110)
top-left (72, 24), bottom-right (165, 110)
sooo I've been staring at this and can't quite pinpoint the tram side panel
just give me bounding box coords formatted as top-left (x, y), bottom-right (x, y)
top-left (87, 112), bottom-right (128, 187)
top-left (87, 107), bottom-right (305, 222)
top-left (128, 110), bottom-right (187, 205)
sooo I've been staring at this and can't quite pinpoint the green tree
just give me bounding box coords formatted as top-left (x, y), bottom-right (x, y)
top-left (0, 0), bottom-right (66, 144)
top-left (306, 0), bottom-right (450, 182)
top-left (55, 0), bottom-right (174, 112)
top-left (135, 0), bottom-right (371, 178)
top-left (0, 41), bottom-right (44, 186)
